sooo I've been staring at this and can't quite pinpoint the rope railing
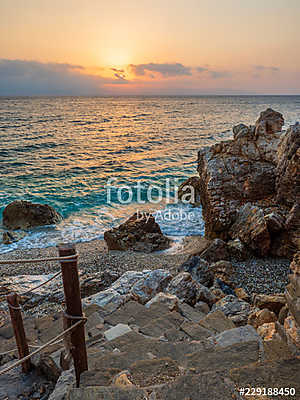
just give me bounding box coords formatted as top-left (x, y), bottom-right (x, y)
top-left (0, 244), bottom-right (88, 386)
top-left (0, 317), bottom-right (86, 376)
top-left (0, 253), bottom-right (78, 265)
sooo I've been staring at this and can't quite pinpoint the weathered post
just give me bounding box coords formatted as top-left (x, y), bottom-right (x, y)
top-left (7, 292), bottom-right (31, 373)
top-left (58, 243), bottom-right (88, 386)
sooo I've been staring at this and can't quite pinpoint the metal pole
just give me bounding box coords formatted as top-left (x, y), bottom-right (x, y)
top-left (58, 244), bottom-right (88, 386)
top-left (7, 293), bottom-right (31, 373)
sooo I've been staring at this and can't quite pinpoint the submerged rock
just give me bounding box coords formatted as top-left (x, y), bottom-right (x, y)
top-left (104, 212), bottom-right (171, 252)
top-left (3, 200), bottom-right (62, 230)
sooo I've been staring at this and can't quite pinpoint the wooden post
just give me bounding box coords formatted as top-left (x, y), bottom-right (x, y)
top-left (58, 243), bottom-right (88, 387)
top-left (7, 293), bottom-right (31, 373)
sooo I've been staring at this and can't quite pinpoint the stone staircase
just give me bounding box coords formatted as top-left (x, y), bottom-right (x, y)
top-left (61, 300), bottom-right (300, 400)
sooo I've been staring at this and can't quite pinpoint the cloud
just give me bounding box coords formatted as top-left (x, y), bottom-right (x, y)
top-left (196, 66), bottom-right (231, 79)
top-left (254, 65), bottom-right (280, 72)
top-left (0, 59), bottom-right (127, 96)
top-left (129, 62), bottom-right (192, 77)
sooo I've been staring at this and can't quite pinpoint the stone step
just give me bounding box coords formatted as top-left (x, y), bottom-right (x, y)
top-left (68, 371), bottom-right (239, 400)
top-left (230, 357), bottom-right (300, 396)
top-left (68, 386), bottom-right (149, 400)
top-left (184, 340), bottom-right (260, 374)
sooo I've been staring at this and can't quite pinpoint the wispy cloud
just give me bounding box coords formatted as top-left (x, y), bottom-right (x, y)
top-left (196, 66), bottom-right (231, 79)
top-left (129, 62), bottom-right (192, 77)
top-left (254, 65), bottom-right (280, 72)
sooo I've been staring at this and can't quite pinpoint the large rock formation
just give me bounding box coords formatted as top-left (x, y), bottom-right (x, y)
top-left (2, 200), bottom-right (62, 230)
top-left (197, 109), bottom-right (299, 258)
top-left (104, 212), bottom-right (171, 252)
top-left (284, 252), bottom-right (300, 353)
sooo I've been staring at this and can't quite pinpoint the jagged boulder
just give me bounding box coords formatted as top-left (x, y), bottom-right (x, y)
top-left (2, 200), bottom-right (62, 230)
top-left (254, 108), bottom-right (284, 137)
top-left (229, 203), bottom-right (270, 256)
top-left (104, 212), bottom-right (171, 252)
top-left (179, 256), bottom-right (213, 287)
top-left (167, 272), bottom-right (216, 307)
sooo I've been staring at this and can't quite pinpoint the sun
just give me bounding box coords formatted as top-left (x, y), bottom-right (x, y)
top-left (102, 49), bottom-right (132, 68)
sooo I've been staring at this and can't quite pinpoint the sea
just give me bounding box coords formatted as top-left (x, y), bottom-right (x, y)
top-left (1, 95), bottom-right (300, 253)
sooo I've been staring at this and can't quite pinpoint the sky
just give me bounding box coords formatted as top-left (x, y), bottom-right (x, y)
top-left (0, 0), bottom-right (299, 95)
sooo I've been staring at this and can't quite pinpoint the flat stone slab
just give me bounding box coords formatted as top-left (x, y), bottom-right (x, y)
top-left (140, 312), bottom-right (184, 337)
top-left (199, 310), bottom-right (235, 334)
top-left (184, 341), bottom-right (260, 373)
top-left (104, 324), bottom-right (132, 341)
top-left (180, 321), bottom-right (212, 340)
top-left (153, 372), bottom-right (238, 400)
top-left (178, 302), bottom-right (206, 323)
top-left (230, 358), bottom-right (300, 395)
top-left (212, 325), bottom-right (261, 348)
top-left (129, 357), bottom-right (181, 386)
top-left (68, 386), bottom-right (148, 400)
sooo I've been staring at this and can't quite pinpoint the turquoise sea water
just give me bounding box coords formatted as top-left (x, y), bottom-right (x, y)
top-left (1, 95), bottom-right (300, 253)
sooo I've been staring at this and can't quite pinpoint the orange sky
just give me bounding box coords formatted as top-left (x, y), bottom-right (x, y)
top-left (0, 0), bottom-right (299, 95)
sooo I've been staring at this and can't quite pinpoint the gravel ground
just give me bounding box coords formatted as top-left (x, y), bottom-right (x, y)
top-left (0, 237), bottom-right (291, 297)
top-left (232, 256), bottom-right (291, 296)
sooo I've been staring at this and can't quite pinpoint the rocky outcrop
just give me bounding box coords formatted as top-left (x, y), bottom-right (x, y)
top-left (104, 212), bottom-right (171, 252)
top-left (178, 176), bottom-right (201, 206)
top-left (2, 200), bottom-right (62, 230)
top-left (284, 252), bottom-right (300, 352)
top-left (197, 108), bottom-right (299, 258)
top-left (276, 123), bottom-right (300, 206)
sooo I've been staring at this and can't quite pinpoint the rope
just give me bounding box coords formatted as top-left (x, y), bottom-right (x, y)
top-left (20, 270), bottom-right (62, 297)
top-left (0, 317), bottom-right (86, 376)
top-left (0, 253), bottom-right (78, 265)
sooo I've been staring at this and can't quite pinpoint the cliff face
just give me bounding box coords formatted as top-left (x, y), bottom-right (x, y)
top-left (197, 109), bottom-right (299, 258)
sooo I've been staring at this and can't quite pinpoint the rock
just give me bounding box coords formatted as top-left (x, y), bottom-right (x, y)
top-left (81, 270), bottom-right (120, 298)
top-left (248, 308), bottom-right (277, 329)
top-left (210, 260), bottom-right (234, 281)
top-left (229, 203), bottom-right (270, 256)
top-left (194, 301), bottom-right (210, 314)
top-left (257, 322), bottom-right (277, 341)
top-left (145, 293), bottom-right (179, 312)
top-left (254, 108), bottom-right (284, 136)
top-left (112, 370), bottom-right (134, 387)
top-left (264, 211), bottom-right (286, 233)
top-left (104, 212), bottom-right (170, 252)
top-left (198, 310), bottom-right (235, 334)
top-left (278, 304), bottom-right (289, 325)
top-left (178, 302), bottom-right (206, 323)
top-left (198, 239), bottom-right (229, 263)
top-left (276, 123), bottom-right (300, 206)
top-left (180, 321), bottom-right (212, 340)
top-left (131, 269), bottom-right (172, 304)
top-left (83, 270), bottom-right (150, 314)
top-left (167, 272), bottom-right (216, 307)
top-left (2, 230), bottom-right (26, 245)
top-left (177, 176), bottom-right (202, 206)
top-left (252, 293), bottom-right (286, 315)
top-left (234, 288), bottom-right (250, 303)
top-left (211, 295), bottom-right (251, 326)
top-left (3, 200), bottom-right (62, 230)
top-left (32, 354), bottom-right (61, 383)
top-left (227, 238), bottom-right (248, 260)
top-left (212, 325), bottom-right (261, 348)
top-left (213, 278), bottom-right (235, 296)
top-left (104, 324), bottom-right (132, 341)
top-left (48, 369), bottom-right (75, 400)
top-left (179, 256), bottom-right (213, 287)
top-left (284, 315), bottom-right (300, 350)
